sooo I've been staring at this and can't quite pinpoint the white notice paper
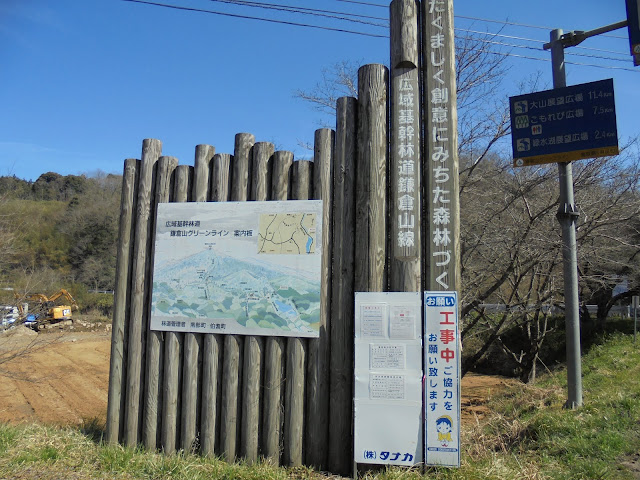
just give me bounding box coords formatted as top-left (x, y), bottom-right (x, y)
top-left (370, 374), bottom-right (405, 400)
top-left (389, 306), bottom-right (417, 339)
top-left (370, 344), bottom-right (406, 369)
top-left (361, 304), bottom-right (387, 338)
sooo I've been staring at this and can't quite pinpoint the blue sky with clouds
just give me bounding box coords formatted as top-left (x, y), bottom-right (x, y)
top-left (1, 0), bottom-right (638, 181)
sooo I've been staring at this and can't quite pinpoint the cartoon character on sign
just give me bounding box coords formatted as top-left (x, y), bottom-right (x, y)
top-left (436, 415), bottom-right (454, 447)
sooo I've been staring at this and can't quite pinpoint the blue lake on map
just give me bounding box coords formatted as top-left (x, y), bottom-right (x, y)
top-left (274, 299), bottom-right (298, 320)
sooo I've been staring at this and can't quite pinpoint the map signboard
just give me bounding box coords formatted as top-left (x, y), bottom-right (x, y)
top-left (150, 200), bottom-right (323, 338)
top-left (510, 79), bottom-right (619, 167)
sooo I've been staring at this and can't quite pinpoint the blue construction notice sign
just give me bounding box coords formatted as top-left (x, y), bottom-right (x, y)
top-left (510, 79), bottom-right (619, 167)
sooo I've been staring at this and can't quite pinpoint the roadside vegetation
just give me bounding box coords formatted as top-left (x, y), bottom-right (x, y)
top-left (0, 331), bottom-right (638, 479)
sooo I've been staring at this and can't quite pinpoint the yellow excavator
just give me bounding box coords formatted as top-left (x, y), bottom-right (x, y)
top-left (15, 289), bottom-right (79, 330)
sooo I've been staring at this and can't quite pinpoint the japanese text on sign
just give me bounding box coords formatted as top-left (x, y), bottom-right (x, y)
top-left (424, 291), bottom-right (460, 467)
top-left (395, 75), bottom-right (420, 254)
top-left (510, 79), bottom-right (618, 167)
top-left (425, 0), bottom-right (457, 290)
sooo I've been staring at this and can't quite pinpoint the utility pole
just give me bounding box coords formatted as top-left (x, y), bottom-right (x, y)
top-left (548, 29), bottom-right (583, 409)
top-left (544, 16), bottom-right (632, 408)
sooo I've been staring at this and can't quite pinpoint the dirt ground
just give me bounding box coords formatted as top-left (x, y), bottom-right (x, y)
top-left (0, 326), bottom-right (515, 427)
top-left (0, 326), bottom-right (111, 425)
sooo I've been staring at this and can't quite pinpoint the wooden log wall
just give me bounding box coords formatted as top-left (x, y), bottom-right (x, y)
top-left (107, 62), bottom-right (391, 477)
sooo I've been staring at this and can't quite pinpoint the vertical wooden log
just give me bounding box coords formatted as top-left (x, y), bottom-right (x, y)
top-left (328, 97), bottom-right (358, 475)
top-left (232, 133), bottom-right (254, 200)
top-left (143, 156), bottom-right (179, 450)
top-left (240, 333), bottom-right (262, 464)
top-left (180, 145), bottom-right (214, 453)
top-left (422, 0), bottom-right (460, 293)
top-left (106, 158), bottom-right (139, 444)
top-left (390, 0), bottom-right (421, 292)
top-left (355, 65), bottom-right (389, 293)
top-left (250, 142), bottom-right (274, 202)
top-left (291, 159), bottom-right (313, 199)
top-left (201, 152), bottom-right (232, 457)
top-left (268, 152), bottom-right (293, 465)
top-left (274, 152), bottom-right (306, 467)
top-left (220, 134), bottom-right (255, 462)
top-left (305, 129), bottom-right (334, 470)
top-left (161, 165), bottom-right (191, 453)
top-left (221, 334), bottom-right (242, 462)
top-left (211, 153), bottom-right (233, 201)
top-left (284, 336), bottom-right (306, 467)
top-left (233, 133), bottom-right (265, 465)
top-left (254, 143), bottom-right (285, 463)
top-left (124, 138), bottom-right (162, 447)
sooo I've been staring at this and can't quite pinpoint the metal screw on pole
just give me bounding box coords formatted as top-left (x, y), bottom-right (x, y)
top-left (549, 29), bottom-right (583, 409)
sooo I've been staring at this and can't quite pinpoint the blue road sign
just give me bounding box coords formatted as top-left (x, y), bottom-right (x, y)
top-left (510, 79), bottom-right (619, 167)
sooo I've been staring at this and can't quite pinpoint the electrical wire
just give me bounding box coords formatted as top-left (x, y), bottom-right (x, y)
top-left (333, 1), bottom-right (628, 42)
top-left (455, 28), bottom-right (630, 58)
top-left (454, 14), bottom-right (628, 40)
top-left (204, 0), bottom-right (388, 28)
top-left (457, 34), bottom-right (631, 63)
top-left (120, 0), bottom-right (388, 37)
top-left (476, 48), bottom-right (639, 72)
top-left (334, 0), bottom-right (387, 8)
top-left (119, 0), bottom-right (638, 72)
top-left (456, 27), bottom-right (630, 56)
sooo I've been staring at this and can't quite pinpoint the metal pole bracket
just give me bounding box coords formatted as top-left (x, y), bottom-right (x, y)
top-left (556, 203), bottom-right (580, 221)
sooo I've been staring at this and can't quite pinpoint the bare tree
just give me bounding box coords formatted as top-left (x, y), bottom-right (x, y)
top-left (294, 34), bottom-right (640, 382)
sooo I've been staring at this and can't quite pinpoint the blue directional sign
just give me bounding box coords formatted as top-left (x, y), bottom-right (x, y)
top-left (510, 79), bottom-right (619, 167)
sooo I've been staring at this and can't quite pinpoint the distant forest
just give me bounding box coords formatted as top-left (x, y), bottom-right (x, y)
top-left (0, 172), bottom-right (122, 312)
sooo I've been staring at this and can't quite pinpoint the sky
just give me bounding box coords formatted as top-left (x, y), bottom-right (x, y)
top-left (1, 0), bottom-right (638, 181)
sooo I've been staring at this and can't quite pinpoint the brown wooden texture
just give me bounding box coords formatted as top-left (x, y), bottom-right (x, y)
top-left (279, 152), bottom-right (305, 467)
top-left (106, 158), bottom-right (139, 444)
top-left (221, 334), bottom-right (242, 462)
top-left (284, 335), bottom-right (305, 467)
top-left (422, 0), bottom-right (460, 293)
top-left (124, 139), bottom-right (162, 447)
top-left (161, 164), bottom-right (191, 454)
top-left (180, 145), bottom-right (214, 452)
top-left (236, 134), bottom-right (264, 464)
top-left (201, 152), bottom-right (232, 457)
top-left (390, 0), bottom-right (419, 68)
top-left (266, 151), bottom-right (293, 465)
top-left (328, 97), bottom-right (358, 475)
top-left (252, 142), bottom-right (284, 463)
top-left (220, 135), bottom-right (255, 462)
top-left (390, 0), bottom-right (421, 291)
top-left (240, 336), bottom-right (262, 463)
top-left (143, 156), bottom-right (178, 450)
top-left (250, 142), bottom-right (274, 201)
top-left (232, 133), bottom-right (254, 201)
top-left (305, 129), bottom-right (334, 470)
top-left (355, 65), bottom-right (389, 293)
top-left (291, 160), bottom-right (312, 199)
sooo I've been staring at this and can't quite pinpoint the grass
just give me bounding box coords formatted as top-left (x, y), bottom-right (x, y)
top-left (0, 333), bottom-right (638, 479)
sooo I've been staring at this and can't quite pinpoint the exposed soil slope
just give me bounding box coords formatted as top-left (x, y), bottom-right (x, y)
top-left (0, 328), bottom-right (514, 426)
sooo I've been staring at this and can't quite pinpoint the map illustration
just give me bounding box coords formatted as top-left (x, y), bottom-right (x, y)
top-left (258, 212), bottom-right (316, 254)
top-left (150, 200), bottom-right (323, 338)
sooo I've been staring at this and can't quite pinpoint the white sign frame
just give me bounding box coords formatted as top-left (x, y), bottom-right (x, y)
top-left (353, 292), bottom-right (423, 467)
top-left (424, 291), bottom-right (461, 467)
top-left (150, 200), bottom-right (323, 338)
